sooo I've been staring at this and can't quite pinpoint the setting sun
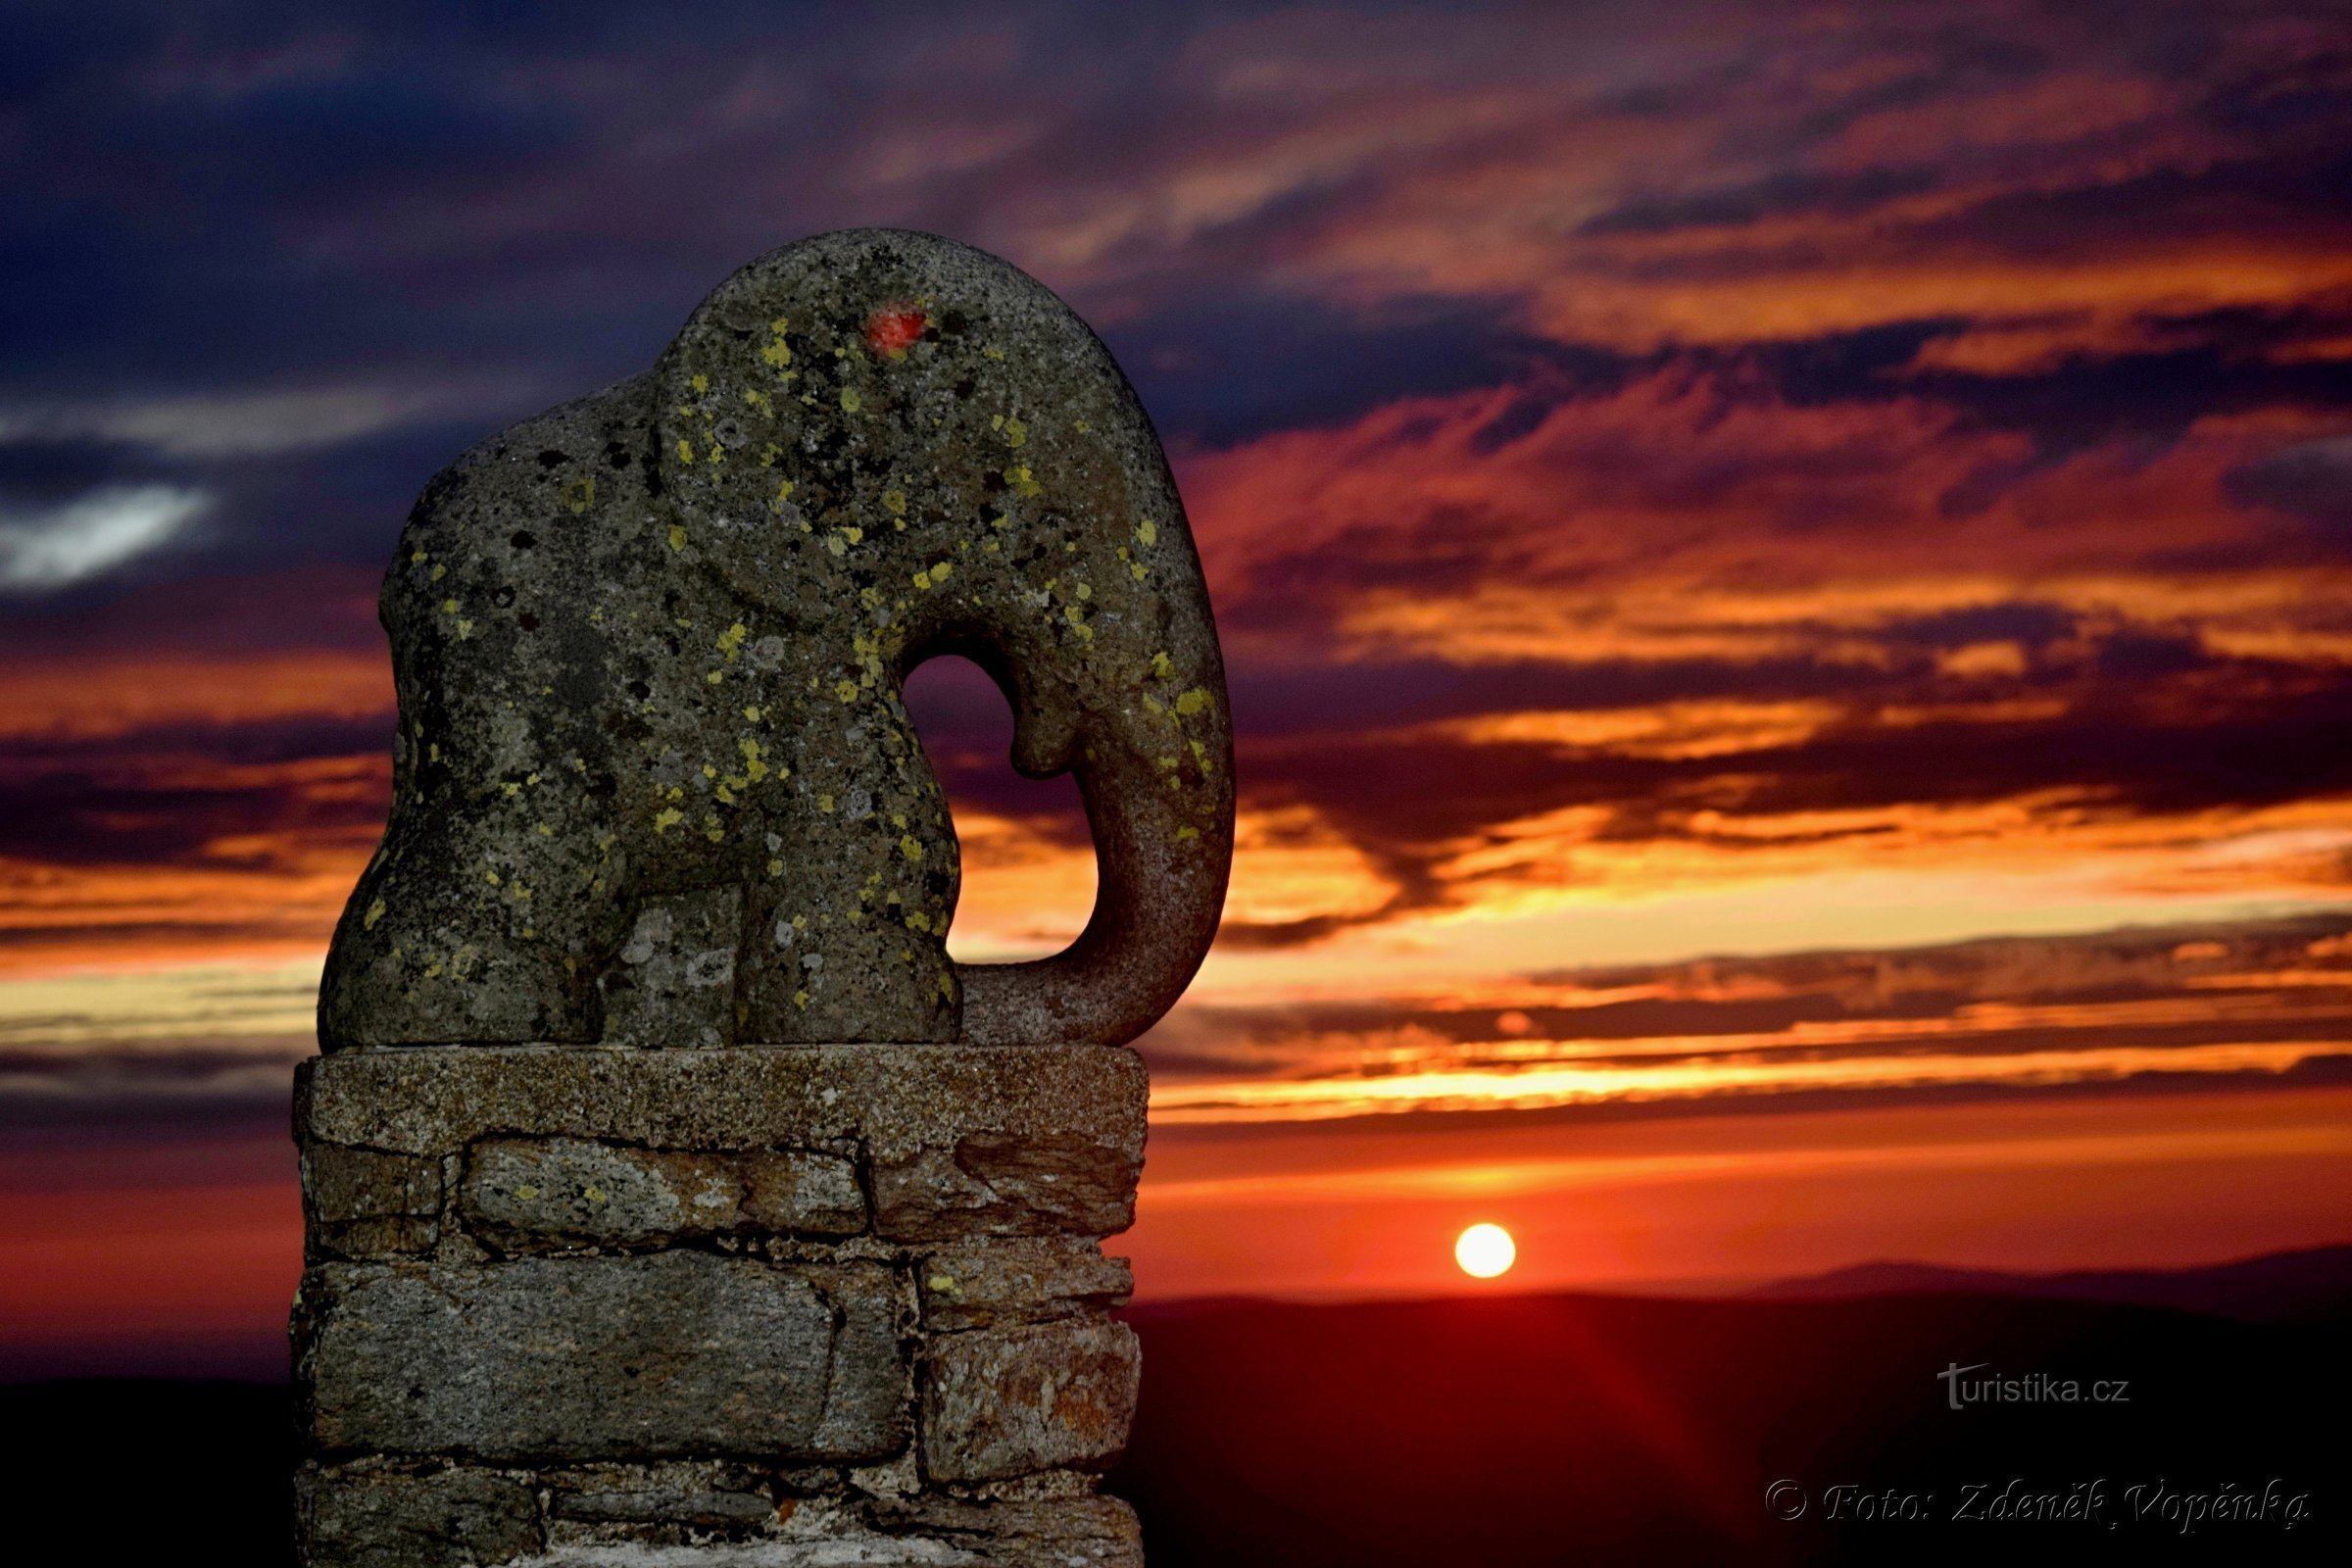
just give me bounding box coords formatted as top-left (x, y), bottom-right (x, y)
top-left (1454, 1222), bottom-right (1517, 1279)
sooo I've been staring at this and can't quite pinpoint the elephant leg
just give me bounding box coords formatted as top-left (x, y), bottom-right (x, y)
top-left (320, 800), bottom-right (618, 1047)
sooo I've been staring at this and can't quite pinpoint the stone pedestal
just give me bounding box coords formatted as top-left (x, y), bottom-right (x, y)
top-left (292, 1045), bottom-right (1148, 1567)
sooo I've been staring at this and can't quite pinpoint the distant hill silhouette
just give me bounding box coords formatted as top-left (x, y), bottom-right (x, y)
top-left (6, 1250), bottom-right (2345, 1563)
top-left (1745, 1244), bottom-right (2352, 1324)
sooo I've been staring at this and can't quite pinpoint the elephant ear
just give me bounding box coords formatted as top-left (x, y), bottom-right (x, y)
top-left (653, 228), bottom-right (1235, 1048)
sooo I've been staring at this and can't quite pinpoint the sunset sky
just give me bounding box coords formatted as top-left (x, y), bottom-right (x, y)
top-left (5, 0), bottom-right (2351, 1375)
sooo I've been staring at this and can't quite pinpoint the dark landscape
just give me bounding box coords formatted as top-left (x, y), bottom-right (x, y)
top-left (10, 1251), bottom-right (2345, 1563)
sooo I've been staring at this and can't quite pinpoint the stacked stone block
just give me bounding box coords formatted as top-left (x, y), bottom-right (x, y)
top-left (293, 1044), bottom-right (1148, 1567)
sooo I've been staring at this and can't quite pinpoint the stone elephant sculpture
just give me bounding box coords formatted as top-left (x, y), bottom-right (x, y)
top-left (319, 230), bottom-right (1234, 1050)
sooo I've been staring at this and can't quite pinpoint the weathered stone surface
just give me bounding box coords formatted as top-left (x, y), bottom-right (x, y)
top-left (519, 1534), bottom-right (977, 1566)
top-left (298, 1253), bottom-right (906, 1462)
top-left (740, 1148), bottom-right (866, 1236)
top-left (460, 1137), bottom-right (863, 1249)
top-left (875, 1130), bottom-right (1139, 1243)
top-left (551, 1487), bottom-right (776, 1528)
top-left (463, 1137), bottom-right (734, 1248)
top-left (918, 1241), bottom-right (1131, 1332)
top-left (303, 1144), bottom-right (443, 1258)
top-left (920, 1320), bottom-right (1141, 1483)
top-left (599, 889), bottom-right (743, 1048)
top-left (874, 1496), bottom-right (1144, 1568)
top-left (539, 1460), bottom-right (783, 1536)
top-left (298, 1464), bottom-right (543, 1568)
top-left (318, 228), bottom-right (1235, 1053)
top-left (299, 1045), bottom-right (1147, 1171)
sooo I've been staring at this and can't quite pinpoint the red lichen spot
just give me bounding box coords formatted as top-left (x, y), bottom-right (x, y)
top-left (864, 306), bottom-right (927, 357)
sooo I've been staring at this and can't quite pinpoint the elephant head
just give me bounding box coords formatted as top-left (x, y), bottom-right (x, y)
top-left (319, 230), bottom-right (1233, 1050)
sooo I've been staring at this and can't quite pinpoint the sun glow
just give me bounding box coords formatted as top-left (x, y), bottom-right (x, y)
top-left (1453, 1222), bottom-right (1516, 1279)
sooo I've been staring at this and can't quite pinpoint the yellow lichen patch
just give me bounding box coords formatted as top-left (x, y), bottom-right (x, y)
top-left (906, 910), bottom-right (931, 933)
top-left (668, 524), bottom-right (689, 553)
top-left (1130, 563), bottom-right (1148, 581)
top-left (841, 388), bottom-right (862, 413)
top-left (485, 868), bottom-right (503, 887)
top-left (706, 669), bottom-right (723, 684)
top-left (363, 899), bottom-right (387, 931)
top-left (761, 338), bottom-right (791, 369)
top-left (1076, 582), bottom-right (1092, 601)
top-left (793, 990), bottom-right (810, 1009)
top-left (937, 972), bottom-right (956, 1002)
top-left (457, 619), bottom-right (475, 640)
top-left (1177, 825), bottom-right (1200, 842)
top-left (717, 622), bottom-right (749, 661)
top-left (1004, 416), bottom-right (1027, 448)
top-left (536, 821), bottom-right (554, 836)
top-left (835, 679), bottom-right (859, 703)
top-left (900, 835), bottom-right (924, 862)
top-left (676, 439), bottom-right (695, 464)
top-left (441, 599), bottom-right (460, 614)
top-left (1152, 652), bottom-right (1174, 679)
top-left (1137, 518), bottom-right (1158, 546)
top-left (1006, 465), bottom-right (1040, 497)
top-left (826, 533), bottom-right (848, 558)
top-left (1176, 687), bottom-right (1213, 716)
top-left (654, 807), bottom-right (684, 833)
top-left (691, 373), bottom-right (710, 394)
top-left (431, 562), bottom-right (447, 581)
top-left (739, 738), bottom-right (769, 780)
top-left (766, 858), bottom-right (784, 877)
top-left (771, 479), bottom-right (797, 513)
top-left (882, 491), bottom-right (906, 517)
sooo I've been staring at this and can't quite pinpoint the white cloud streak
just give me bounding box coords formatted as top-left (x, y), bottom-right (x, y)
top-left (0, 379), bottom-right (530, 459)
top-left (0, 485), bottom-right (210, 588)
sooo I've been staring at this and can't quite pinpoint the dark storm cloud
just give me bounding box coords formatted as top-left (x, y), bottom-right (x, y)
top-left (0, 735), bottom-right (387, 869)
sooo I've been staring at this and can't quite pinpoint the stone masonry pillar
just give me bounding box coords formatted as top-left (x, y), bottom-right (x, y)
top-left (293, 1046), bottom-right (1148, 1564)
